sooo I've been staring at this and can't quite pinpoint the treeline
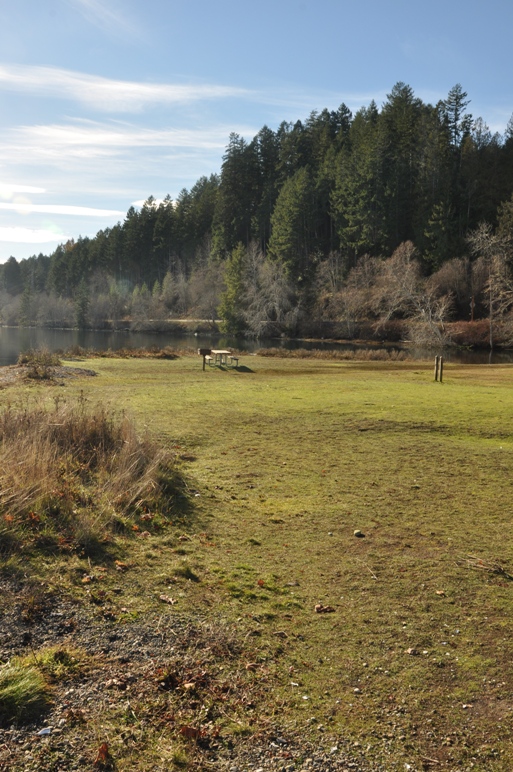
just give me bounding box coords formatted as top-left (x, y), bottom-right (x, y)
top-left (1, 82), bottom-right (513, 341)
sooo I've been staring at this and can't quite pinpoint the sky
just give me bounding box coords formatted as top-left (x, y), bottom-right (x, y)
top-left (0, 0), bottom-right (512, 264)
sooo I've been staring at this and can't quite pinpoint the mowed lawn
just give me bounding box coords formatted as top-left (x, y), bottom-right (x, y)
top-left (8, 353), bottom-right (513, 769)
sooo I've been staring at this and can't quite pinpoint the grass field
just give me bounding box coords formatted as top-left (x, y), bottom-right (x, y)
top-left (2, 352), bottom-right (513, 770)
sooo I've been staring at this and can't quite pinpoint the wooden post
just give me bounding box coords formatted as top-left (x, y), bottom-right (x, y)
top-left (434, 355), bottom-right (439, 381)
top-left (439, 355), bottom-right (443, 383)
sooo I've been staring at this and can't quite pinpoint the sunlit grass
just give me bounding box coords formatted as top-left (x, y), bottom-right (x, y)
top-left (3, 353), bottom-right (513, 768)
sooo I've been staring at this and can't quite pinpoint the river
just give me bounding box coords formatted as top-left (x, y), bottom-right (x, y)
top-left (0, 326), bottom-right (511, 367)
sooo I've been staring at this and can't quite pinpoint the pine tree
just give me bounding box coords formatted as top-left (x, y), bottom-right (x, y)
top-left (218, 243), bottom-right (246, 334)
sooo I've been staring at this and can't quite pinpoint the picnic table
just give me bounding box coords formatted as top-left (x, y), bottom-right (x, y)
top-left (211, 349), bottom-right (232, 366)
top-left (198, 348), bottom-right (239, 370)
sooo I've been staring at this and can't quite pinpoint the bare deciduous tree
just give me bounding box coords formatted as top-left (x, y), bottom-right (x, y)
top-left (468, 223), bottom-right (513, 348)
top-left (244, 250), bottom-right (300, 337)
top-left (373, 242), bottom-right (453, 346)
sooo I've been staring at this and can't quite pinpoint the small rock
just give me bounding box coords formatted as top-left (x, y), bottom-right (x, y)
top-left (354, 530), bottom-right (365, 538)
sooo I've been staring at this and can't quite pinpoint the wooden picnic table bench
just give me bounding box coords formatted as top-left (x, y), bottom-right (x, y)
top-left (198, 348), bottom-right (240, 370)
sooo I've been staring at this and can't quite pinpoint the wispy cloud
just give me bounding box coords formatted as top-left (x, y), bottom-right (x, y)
top-left (0, 120), bottom-right (253, 171)
top-left (0, 183), bottom-right (46, 196)
top-left (0, 226), bottom-right (68, 244)
top-left (0, 202), bottom-right (124, 216)
top-left (252, 86), bottom-right (390, 115)
top-left (0, 63), bottom-right (250, 112)
top-left (0, 63), bottom-right (387, 118)
top-left (65, 0), bottom-right (141, 41)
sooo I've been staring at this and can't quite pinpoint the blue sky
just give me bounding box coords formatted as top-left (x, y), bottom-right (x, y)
top-left (0, 0), bottom-right (512, 264)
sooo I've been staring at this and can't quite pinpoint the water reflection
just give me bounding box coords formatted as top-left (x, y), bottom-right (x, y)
top-left (0, 326), bottom-right (511, 367)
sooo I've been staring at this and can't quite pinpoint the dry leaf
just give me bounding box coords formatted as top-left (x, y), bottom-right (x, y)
top-left (159, 594), bottom-right (177, 605)
top-left (94, 742), bottom-right (111, 767)
top-left (180, 725), bottom-right (201, 740)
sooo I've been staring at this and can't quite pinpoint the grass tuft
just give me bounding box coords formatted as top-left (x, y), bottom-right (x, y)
top-left (0, 396), bottom-right (183, 558)
top-left (0, 661), bottom-right (51, 726)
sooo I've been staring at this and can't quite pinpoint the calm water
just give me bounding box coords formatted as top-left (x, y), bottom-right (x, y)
top-left (0, 326), bottom-right (511, 367)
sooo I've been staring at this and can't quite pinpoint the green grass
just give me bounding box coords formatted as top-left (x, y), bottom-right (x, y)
top-left (3, 353), bottom-right (513, 769)
top-left (0, 661), bottom-right (52, 726)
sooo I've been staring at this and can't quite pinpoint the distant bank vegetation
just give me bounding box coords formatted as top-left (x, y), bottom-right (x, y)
top-left (1, 83), bottom-right (513, 347)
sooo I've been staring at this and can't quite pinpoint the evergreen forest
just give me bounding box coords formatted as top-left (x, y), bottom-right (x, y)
top-left (2, 83), bottom-right (513, 345)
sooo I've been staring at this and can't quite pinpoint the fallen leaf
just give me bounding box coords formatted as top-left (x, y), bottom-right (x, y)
top-left (94, 742), bottom-right (111, 768)
top-left (159, 594), bottom-right (177, 605)
top-left (180, 725), bottom-right (201, 740)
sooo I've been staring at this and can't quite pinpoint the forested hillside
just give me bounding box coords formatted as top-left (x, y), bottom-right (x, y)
top-left (2, 83), bottom-right (513, 343)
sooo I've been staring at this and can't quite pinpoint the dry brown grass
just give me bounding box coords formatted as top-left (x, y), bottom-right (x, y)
top-left (0, 396), bottom-right (181, 558)
top-left (256, 345), bottom-right (410, 361)
top-left (62, 345), bottom-right (183, 359)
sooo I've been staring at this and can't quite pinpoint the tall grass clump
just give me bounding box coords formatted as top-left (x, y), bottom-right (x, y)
top-left (17, 347), bottom-right (62, 380)
top-left (0, 397), bottom-right (181, 557)
top-left (0, 661), bottom-right (51, 726)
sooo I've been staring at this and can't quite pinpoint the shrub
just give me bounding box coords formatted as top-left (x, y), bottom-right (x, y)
top-left (17, 347), bottom-right (62, 379)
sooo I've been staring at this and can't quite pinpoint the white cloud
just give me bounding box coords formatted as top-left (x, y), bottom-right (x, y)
top-left (0, 183), bottom-right (46, 196)
top-left (0, 202), bottom-right (125, 216)
top-left (65, 0), bottom-right (141, 41)
top-left (0, 63), bottom-right (249, 112)
top-left (0, 226), bottom-right (68, 244)
top-left (0, 120), bottom-right (252, 174)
